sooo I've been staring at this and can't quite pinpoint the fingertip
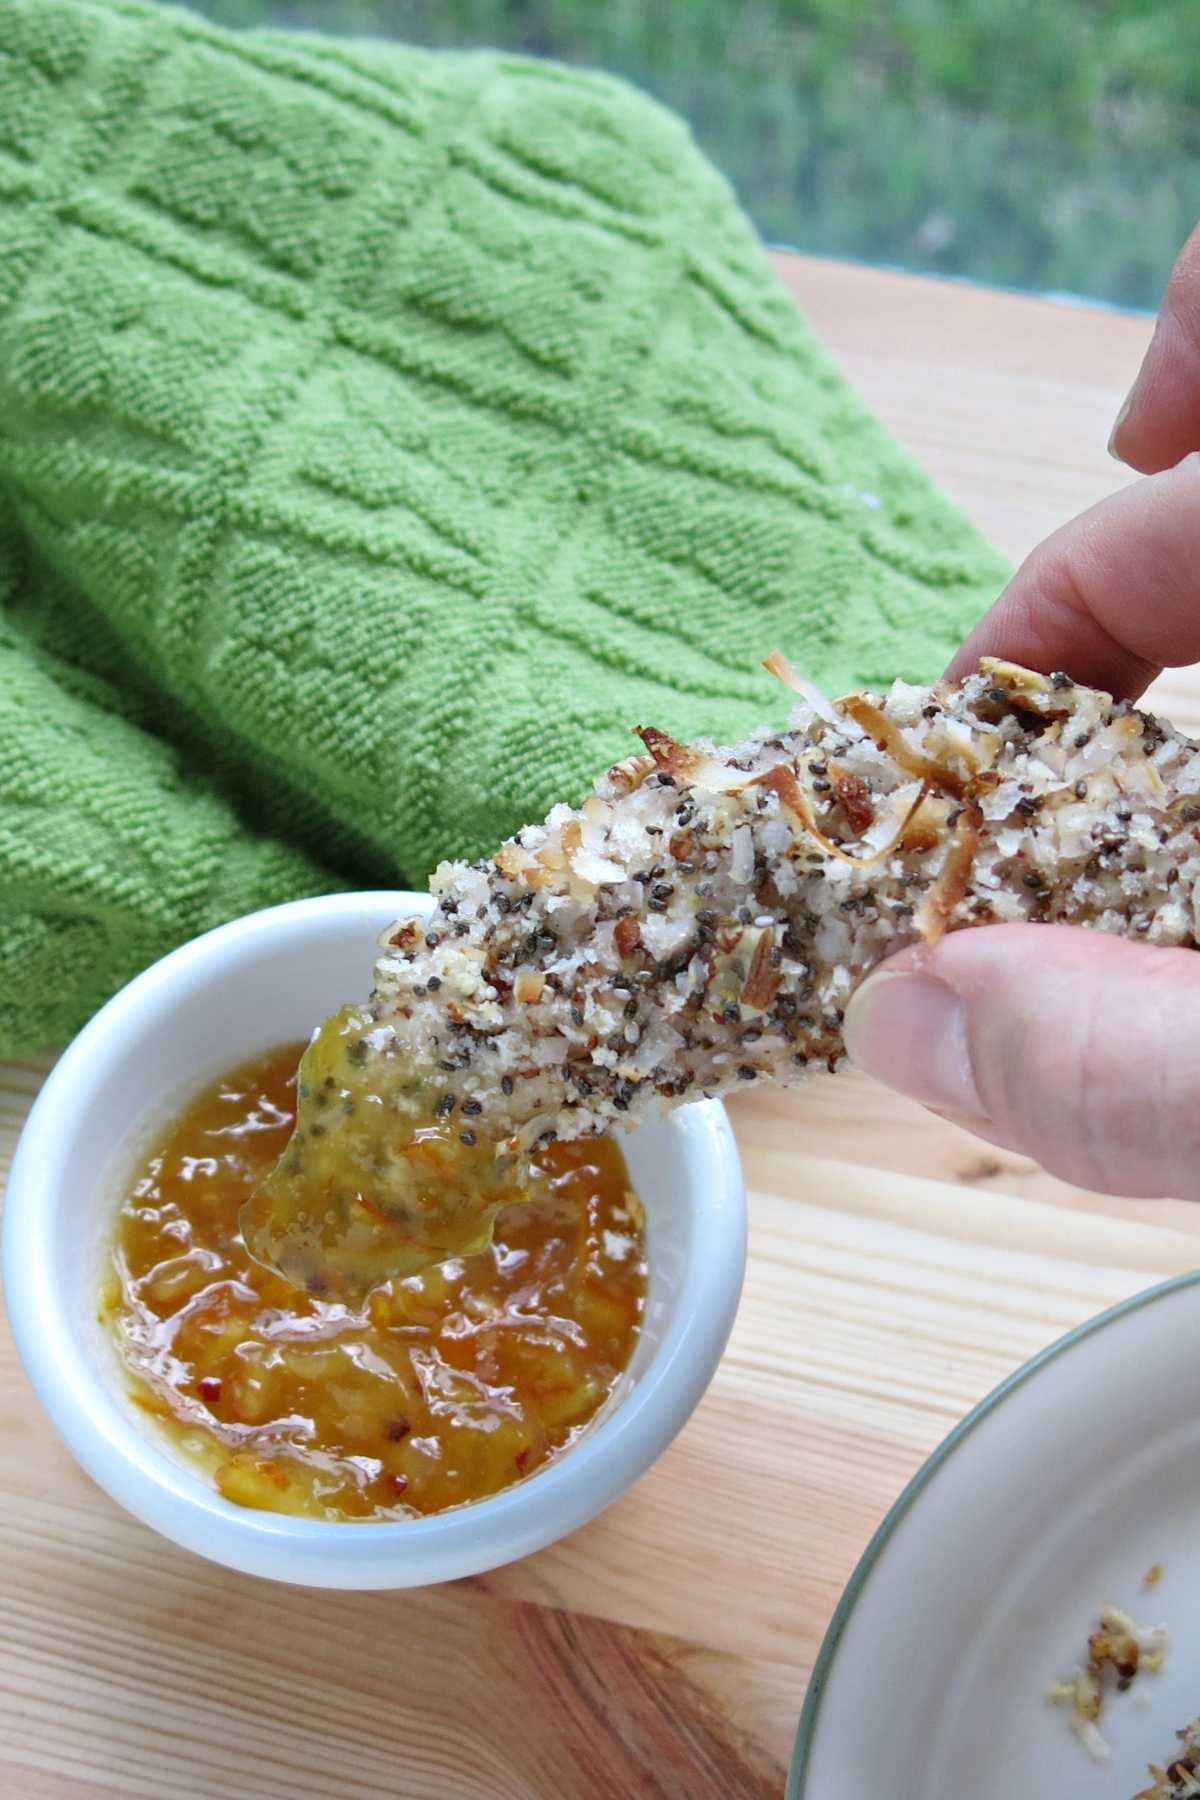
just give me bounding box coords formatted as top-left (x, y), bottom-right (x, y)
top-left (1108, 307), bottom-right (1200, 475)
top-left (843, 964), bottom-right (983, 1119)
top-left (1107, 385), bottom-right (1134, 465)
top-left (905, 927), bottom-right (1200, 1200)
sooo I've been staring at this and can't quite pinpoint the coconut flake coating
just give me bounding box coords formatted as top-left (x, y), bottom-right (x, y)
top-left (364, 658), bottom-right (1200, 1149)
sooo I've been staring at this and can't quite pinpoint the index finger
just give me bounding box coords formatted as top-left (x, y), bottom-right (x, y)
top-left (946, 454), bottom-right (1200, 698)
top-left (1110, 222), bottom-right (1200, 474)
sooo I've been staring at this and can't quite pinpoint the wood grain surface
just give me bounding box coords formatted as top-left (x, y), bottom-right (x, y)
top-left (3, 253), bottom-right (1194, 1800)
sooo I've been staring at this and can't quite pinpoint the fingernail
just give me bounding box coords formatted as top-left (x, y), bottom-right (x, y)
top-left (1107, 384), bottom-right (1135, 463)
top-left (843, 970), bottom-right (984, 1117)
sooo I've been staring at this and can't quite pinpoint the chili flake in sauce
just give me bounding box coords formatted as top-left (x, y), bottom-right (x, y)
top-left (102, 1044), bottom-right (646, 1521)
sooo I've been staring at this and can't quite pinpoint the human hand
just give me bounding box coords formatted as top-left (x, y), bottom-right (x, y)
top-left (843, 243), bottom-right (1200, 1199)
top-left (1109, 222), bottom-right (1200, 473)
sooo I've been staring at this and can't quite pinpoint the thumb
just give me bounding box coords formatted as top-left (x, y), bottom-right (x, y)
top-left (843, 925), bottom-right (1200, 1199)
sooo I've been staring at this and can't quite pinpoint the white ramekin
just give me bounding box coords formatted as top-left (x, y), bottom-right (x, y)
top-left (3, 892), bottom-right (746, 1588)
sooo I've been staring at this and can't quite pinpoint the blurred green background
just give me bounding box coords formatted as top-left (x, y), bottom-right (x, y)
top-left (185, 1), bottom-right (1199, 310)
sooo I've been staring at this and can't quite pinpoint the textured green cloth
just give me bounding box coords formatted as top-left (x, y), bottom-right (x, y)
top-left (0, 0), bottom-right (1009, 1054)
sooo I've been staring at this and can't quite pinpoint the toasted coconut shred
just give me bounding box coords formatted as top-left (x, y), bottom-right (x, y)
top-left (1135, 1719), bottom-right (1200, 1799)
top-left (363, 657), bottom-right (1200, 1149)
top-left (1047, 1605), bottom-right (1169, 1765)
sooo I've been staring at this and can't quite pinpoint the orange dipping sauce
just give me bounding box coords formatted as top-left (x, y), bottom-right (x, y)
top-left (103, 1044), bottom-right (646, 1521)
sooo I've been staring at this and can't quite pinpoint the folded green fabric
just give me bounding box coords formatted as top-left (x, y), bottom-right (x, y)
top-left (0, 0), bottom-right (1009, 1054)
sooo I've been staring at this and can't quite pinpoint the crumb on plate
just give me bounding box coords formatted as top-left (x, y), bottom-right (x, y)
top-left (1047, 1604), bottom-right (1169, 1763)
top-left (1134, 1717), bottom-right (1200, 1799)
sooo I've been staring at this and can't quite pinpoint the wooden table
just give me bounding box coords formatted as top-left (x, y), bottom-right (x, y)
top-left (1, 253), bottom-right (1190, 1800)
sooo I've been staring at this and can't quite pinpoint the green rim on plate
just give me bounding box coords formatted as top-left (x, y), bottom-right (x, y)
top-left (787, 1266), bottom-right (1200, 1797)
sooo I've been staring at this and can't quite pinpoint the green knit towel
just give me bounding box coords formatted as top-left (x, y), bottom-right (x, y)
top-left (0, 0), bottom-right (1009, 1055)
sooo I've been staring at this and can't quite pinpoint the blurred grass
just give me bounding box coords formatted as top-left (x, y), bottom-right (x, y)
top-left (185, 0), bottom-right (1200, 309)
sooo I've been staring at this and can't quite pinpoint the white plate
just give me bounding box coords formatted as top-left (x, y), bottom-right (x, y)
top-left (789, 1272), bottom-right (1200, 1799)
